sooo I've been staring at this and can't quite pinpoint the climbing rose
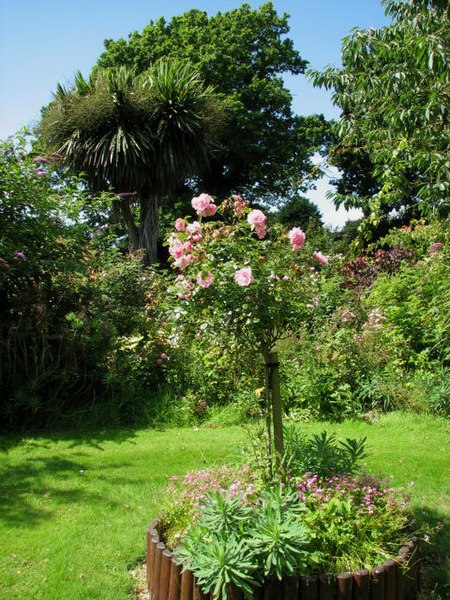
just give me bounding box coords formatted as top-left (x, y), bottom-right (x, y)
top-left (288, 227), bottom-right (306, 251)
top-left (197, 271), bottom-right (214, 288)
top-left (313, 251), bottom-right (328, 265)
top-left (192, 193), bottom-right (217, 217)
top-left (234, 267), bottom-right (254, 287)
top-left (175, 218), bottom-right (186, 232)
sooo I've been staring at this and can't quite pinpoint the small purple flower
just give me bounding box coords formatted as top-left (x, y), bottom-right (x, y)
top-left (35, 168), bottom-right (48, 176)
top-left (14, 251), bottom-right (27, 261)
top-left (33, 156), bottom-right (50, 164)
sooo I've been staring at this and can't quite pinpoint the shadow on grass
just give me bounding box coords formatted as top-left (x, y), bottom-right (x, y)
top-left (0, 426), bottom-right (141, 453)
top-left (0, 451), bottom-right (145, 529)
top-left (411, 504), bottom-right (449, 598)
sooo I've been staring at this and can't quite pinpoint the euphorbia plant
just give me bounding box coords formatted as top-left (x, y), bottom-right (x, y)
top-left (167, 193), bottom-right (329, 475)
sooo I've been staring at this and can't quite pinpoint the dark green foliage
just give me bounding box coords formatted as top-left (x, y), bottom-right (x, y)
top-left (97, 3), bottom-right (330, 203)
top-left (311, 0), bottom-right (450, 226)
top-left (273, 195), bottom-right (323, 230)
top-left (0, 135), bottom-right (168, 429)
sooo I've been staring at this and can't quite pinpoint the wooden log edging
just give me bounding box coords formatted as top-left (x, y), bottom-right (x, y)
top-left (146, 520), bottom-right (420, 600)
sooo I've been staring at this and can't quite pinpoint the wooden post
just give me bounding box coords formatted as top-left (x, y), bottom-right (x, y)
top-left (153, 542), bottom-right (166, 600)
top-left (180, 569), bottom-right (193, 600)
top-left (336, 572), bottom-right (352, 600)
top-left (168, 559), bottom-right (182, 600)
top-left (383, 560), bottom-right (397, 600)
top-left (267, 351), bottom-right (284, 462)
top-left (371, 566), bottom-right (385, 600)
top-left (352, 569), bottom-right (369, 600)
top-left (282, 576), bottom-right (299, 599)
top-left (300, 575), bottom-right (318, 600)
top-left (159, 550), bottom-right (172, 600)
top-left (318, 573), bottom-right (334, 600)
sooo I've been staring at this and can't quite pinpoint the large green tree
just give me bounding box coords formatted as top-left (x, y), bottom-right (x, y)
top-left (312, 0), bottom-right (449, 226)
top-left (97, 2), bottom-right (330, 204)
top-left (39, 61), bottom-right (224, 263)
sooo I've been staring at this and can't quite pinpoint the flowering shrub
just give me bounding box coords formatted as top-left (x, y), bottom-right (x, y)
top-left (166, 194), bottom-right (329, 357)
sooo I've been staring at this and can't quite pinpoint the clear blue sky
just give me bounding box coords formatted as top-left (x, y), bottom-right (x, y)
top-left (0, 0), bottom-right (389, 225)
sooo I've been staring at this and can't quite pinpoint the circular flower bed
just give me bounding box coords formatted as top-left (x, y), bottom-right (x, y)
top-left (146, 461), bottom-right (420, 600)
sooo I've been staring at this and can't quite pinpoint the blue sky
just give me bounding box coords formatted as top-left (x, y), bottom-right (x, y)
top-left (0, 0), bottom-right (389, 226)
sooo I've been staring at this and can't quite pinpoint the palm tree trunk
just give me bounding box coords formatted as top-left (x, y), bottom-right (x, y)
top-left (118, 199), bottom-right (140, 253)
top-left (139, 189), bottom-right (159, 264)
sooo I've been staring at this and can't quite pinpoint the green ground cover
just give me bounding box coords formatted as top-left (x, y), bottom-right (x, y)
top-left (0, 413), bottom-right (448, 599)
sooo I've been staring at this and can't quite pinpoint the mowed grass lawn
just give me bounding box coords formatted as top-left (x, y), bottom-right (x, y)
top-left (0, 413), bottom-right (448, 599)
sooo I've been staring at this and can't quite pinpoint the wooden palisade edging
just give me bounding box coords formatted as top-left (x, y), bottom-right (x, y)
top-left (146, 520), bottom-right (420, 600)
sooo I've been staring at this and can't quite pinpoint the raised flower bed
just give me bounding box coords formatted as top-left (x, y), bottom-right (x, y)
top-left (146, 519), bottom-right (419, 600)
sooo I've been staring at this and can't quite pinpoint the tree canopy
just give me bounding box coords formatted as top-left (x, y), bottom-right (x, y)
top-left (39, 61), bottom-right (224, 262)
top-left (311, 0), bottom-right (449, 226)
top-left (97, 2), bottom-right (330, 204)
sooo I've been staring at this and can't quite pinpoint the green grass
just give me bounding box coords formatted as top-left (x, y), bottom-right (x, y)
top-left (0, 413), bottom-right (448, 599)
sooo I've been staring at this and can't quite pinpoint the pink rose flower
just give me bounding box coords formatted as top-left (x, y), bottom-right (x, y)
top-left (288, 227), bottom-right (306, 251)
top-left (234, 267), bottom-right (254, 286)
top-left (313, 251), bottom-right (328, 265)
top-left (175, 218), bottom-right (186, 231)
top-left (174, 254), bottom-right (194, 270)
top-left (156, 358), bottom-right (163, 367)
top-left (256, 227), bottom-right (267, 239)
top-left (196, 271), bottom-right (214, 288)
top-left (160, 353), bottom-right (168, 361)
top-left (247, 209), bottom-right (267, 231)
top-left (187, 221), bottom-right (202, 235)
top-left (192, 193), bottom-right (217, 217)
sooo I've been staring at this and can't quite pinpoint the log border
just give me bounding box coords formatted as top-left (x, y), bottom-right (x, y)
top-left (146, 520), bottom-right (419, 600)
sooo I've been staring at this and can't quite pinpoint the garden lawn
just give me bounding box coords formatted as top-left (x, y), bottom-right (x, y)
top-left (0, 412), bottom-right (448, 599)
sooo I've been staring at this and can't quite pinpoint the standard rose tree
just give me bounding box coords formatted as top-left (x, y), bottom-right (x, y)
top-left (166, 194), bottom-right (329, 474)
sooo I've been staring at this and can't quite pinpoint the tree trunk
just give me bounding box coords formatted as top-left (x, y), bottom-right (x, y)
top-left (139, 189), bottom-right (160, 264)
top-left (118, 199), bottom-right (140, 253)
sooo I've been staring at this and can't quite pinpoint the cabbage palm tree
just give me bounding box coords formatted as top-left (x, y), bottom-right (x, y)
top-left (39, 60), bottom-right (224, 263)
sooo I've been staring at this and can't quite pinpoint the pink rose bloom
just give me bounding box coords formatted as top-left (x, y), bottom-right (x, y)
top-left (156, 358), bottom-right (163, 367)
top-left (247, 209), bottom-right (267, 231)
top-left (192, 193), bottom-right (217, 217)
top-left (196, 271), bottom-right (214, 288)
top-left (160, 353), bottom-right (168, 360)
top-left (288, 227), bottom-right (306, 251)
top-left (234, 267), bottom-right (254, 286)
top-left (313, 251), bottom-right (328, 265)
top-left (169, 238), bottom-right (184, 259)
top-left (204, 203), bottom-right (217, 217)
top-left (175, 218), bottom-right (186, 231)
top-left (187, 221), bottom-right (202, 235)
top-left (256, 227), bottom-right (267, 239)
top-left (174, 254), bottom-right (194, 270)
